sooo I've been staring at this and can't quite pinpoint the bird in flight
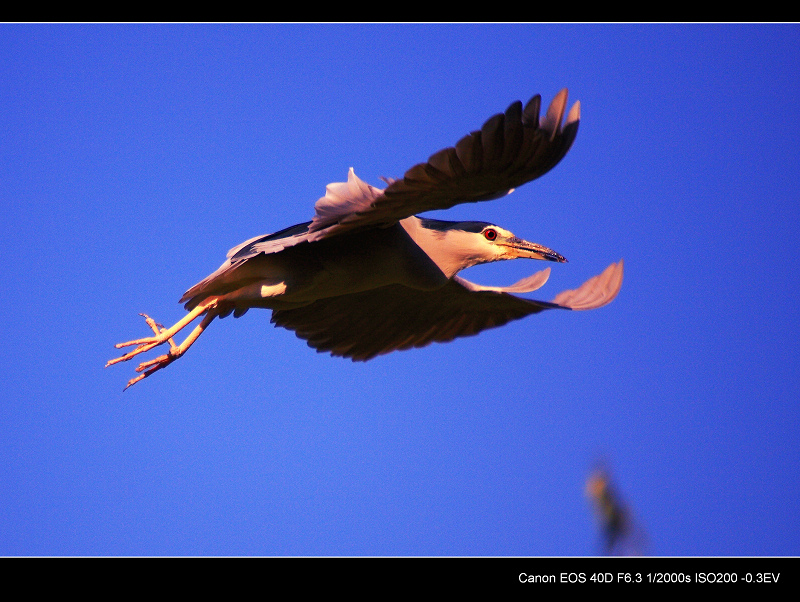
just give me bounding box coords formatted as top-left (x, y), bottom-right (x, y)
top-left (108, 89), bottom-right (623, 389)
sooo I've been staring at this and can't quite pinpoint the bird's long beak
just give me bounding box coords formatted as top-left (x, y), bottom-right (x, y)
top-left (501, 236), bottom-right (567, 263)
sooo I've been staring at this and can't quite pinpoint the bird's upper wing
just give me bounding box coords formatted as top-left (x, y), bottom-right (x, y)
top-left (214, 89), bottom-right (579, 263)
top-left (307, 89), bottom-right (580, 239)
top-left (270, 261), bottom-right (622, 361)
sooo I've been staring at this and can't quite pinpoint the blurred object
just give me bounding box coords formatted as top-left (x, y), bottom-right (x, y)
top-left (586, 465), bottom-right (648, 555)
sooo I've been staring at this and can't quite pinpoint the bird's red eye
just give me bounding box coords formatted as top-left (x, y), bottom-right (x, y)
top-left (484, 229), bottom-right (497, 241)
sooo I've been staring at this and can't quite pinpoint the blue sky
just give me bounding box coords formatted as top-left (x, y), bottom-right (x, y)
top-left (1, 24), bottom-right (798, 556)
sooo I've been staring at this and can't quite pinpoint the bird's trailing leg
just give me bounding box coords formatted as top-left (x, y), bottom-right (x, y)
top-left (106, 297), bottom-right (221, 390)
top-left (108, 301), bottom-right (214, 361)
top-left (121, 309), bottom-right (217, 390)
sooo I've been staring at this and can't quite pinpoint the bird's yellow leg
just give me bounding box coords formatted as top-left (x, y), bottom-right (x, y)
top-left (113, 303), bottom-right (210, 352)
top-left (106, 298), bottom-right (219, 367)
top-left (106, 297), bottom-right (219, 368)
top-left (122, 310), bottom-right (217, 390)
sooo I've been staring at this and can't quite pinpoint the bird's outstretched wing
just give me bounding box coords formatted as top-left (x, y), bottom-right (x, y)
top-left (308, 89), bottom-right (580, 238)
top-left (231, 89), bottom-right (580, 262)
top-left (270, 260), bottom-right (622, 361)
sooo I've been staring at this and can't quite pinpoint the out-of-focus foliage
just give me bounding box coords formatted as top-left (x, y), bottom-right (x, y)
top-left (586, 464), bottom-right (648, 555)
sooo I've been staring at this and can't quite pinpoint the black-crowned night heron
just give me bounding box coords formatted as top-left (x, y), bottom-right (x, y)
top-left (108, 89), bottom-right (623, 389)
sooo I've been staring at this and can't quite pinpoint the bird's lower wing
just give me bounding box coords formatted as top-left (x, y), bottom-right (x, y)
top-left (270, 261), bottom-right (622, 361)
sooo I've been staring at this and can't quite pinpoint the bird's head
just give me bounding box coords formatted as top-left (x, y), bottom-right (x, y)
top-left (480, 224), bottom-right (567, 264)
top-left (416, 218), bottom-right (566, 277)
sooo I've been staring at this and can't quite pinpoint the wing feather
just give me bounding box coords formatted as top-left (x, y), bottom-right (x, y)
top-left (271, 261), bottom-right (622, 361)
top-left (308, 90), bottom-right (580, 237)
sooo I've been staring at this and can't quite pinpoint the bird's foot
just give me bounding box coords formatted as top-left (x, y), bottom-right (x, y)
top-left (123, 344), bottom-right (183, 391)
top-left (107, 302), bottom-right (218, 390)
top-left (105, 313), bottom-right (175, 367)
